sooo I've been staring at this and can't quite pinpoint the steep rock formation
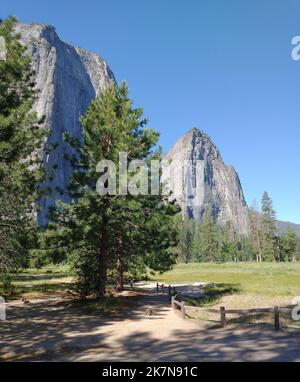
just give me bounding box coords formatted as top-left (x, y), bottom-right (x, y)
top-left (165, 128), bottom-right (249, 235)
top-left (15, 23), bottom-right (115, 225)
top-left (15, 24), bottom-right (249, 234)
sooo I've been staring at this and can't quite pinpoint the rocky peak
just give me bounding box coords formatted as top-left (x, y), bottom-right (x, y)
top-left (165, 128), bottom-right (249, 235)
top-left (168, 128), bottom-right (222, 162)
top-left (15, 23), bottom-right (249, 234)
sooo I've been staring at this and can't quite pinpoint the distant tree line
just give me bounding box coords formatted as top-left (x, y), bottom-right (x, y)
top-left (249, 192), bottom-right (300, 262)
top-left (177, 192), bottom-right (300, 263)
top-left (176, 192), bottom-right (300, 263)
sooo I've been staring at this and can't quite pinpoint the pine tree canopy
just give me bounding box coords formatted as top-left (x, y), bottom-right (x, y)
top-left (0, 17), bottom-right (45, 272)
top-left (41, 82), bottom-right (180, 297)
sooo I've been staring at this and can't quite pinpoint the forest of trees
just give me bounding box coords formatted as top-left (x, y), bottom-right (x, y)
top-left (176, 193), bottom-right (300, 264)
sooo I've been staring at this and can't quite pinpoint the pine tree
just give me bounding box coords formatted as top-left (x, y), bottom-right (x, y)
top-left (42, 82), bottom-right (179, 297)
top-left (199, 208), bottom-right (218, 262)
top-left (249, 201), bottom-right (262, 262)
top-left (296, 236), bottom-right (300, 261)
top-left (177, 215), bottom-right (194, 263)
top-left (261, 192), bottom-right (280, 261)
top-left (0, 17), bottom-right (45, 272)
top-left (238, 234), bottom-right (256, 262)
top-left (219, 222), bottom-right (237, 262)
top-left (281, 229), bottom-right (297, 262)
top-left (191, 220), bottom-right (203, 262)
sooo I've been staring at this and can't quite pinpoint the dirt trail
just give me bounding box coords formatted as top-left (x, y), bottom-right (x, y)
top-left (1, 285), bottom-right (300, 362)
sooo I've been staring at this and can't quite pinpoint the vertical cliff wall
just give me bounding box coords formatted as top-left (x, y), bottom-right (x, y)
top-left (16, 23), bottom-right (249, 234)
top-left (16, 23), bottom-right (115, 225)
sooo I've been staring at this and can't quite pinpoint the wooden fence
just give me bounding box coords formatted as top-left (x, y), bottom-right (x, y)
top-left (171, 296), bottom-right (186, 318)
top-left (156, 282), bottom-right (292, 330)
top-left (156, 283), bottom-right (178, 298)
top-left (208, 305), bottom-right (292, 331)
top-left (156, 283), bottom-right (186, 318)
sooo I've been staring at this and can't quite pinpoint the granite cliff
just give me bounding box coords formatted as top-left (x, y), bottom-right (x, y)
top-left (165, 128), bottom-right (249, 235)
top-left (17, 23), bottom-right (250, 234)
top-left (16, 23), bottom-right (115, 225)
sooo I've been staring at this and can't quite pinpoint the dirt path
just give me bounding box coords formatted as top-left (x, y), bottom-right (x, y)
top-left (1, 285), bottom-right (300, 362)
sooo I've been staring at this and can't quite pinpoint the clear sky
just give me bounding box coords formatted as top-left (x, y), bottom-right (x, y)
top-left (1, 0), bottom-right (300, 223)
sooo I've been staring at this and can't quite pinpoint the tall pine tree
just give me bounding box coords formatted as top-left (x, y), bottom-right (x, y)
top-left (177, 215), bottom-right (194, 263)
top-left (261, 192), bottom-right (280, 261)
top-left (0, 17), bottom-right (45, 272)
top-left (42, 82), bottom-right (179, 297)
top-left (198, 208), bottom-right (218, 262)
top-left (281, 229), bottom-right (297, 262)
top-left (249, 201), bottom-right (262, 262)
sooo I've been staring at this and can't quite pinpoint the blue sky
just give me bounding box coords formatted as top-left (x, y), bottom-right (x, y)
top-left (1, 0), bottom-right (300, 223)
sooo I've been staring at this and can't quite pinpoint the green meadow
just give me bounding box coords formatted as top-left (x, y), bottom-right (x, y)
top-left (154, 262), bottom-right (300, 297)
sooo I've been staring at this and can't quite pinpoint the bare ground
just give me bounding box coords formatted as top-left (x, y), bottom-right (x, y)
top-left (1, 284), bottom-right (300, 362)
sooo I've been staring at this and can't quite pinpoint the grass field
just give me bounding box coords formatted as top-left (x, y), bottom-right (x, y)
top-left (1, 262), bottom-right (299, 329)
top-left (154, 262), bottom-right (300, 329)
top-left (0, 265), bottom-right (73, 299)
top-left (154, 262), bottom-right (300, 297)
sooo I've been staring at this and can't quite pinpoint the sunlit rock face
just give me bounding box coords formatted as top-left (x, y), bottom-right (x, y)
top-left (14, 24), bottom-right (248, 233)
top-left (165, 128), bottom-right (249, 235)
top-left (15, 23), bottom-right (115, 225)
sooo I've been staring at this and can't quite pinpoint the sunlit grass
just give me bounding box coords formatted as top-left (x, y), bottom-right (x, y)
top-left (0, 264), bottom-right (73, 298)
top-left (154, 263), bottom-right (300, 328)
top-left (153, 262), bottom-right (300, 297)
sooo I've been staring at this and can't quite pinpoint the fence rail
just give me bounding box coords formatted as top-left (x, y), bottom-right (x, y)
top-left (171, 296), bottom-right (186, 318)
top-left (156, 283), bottom-right (293, 330)
top-left (156, 283), bottom-right (186, 318)
top-left (156, 283), bottom-right (178, 297)
top-left (215, 305), bottom-right (292, 330)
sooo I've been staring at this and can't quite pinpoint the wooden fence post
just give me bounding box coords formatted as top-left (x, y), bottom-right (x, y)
top-left (220, 306), bottom-right (226, 327)
top-left (171, 296), bottom-right (175, 309)
top-left (146, 307), bottom-right (153, 316)
top-left (168, 285), bottom-right (172, 301)
top-left (181, 302), bottom-right (186, 319)
top-left (274, 306), bottom-right (280, 331)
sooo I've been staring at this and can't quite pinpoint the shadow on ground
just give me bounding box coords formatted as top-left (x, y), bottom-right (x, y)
top-left (175, 283), bottom-right (240, 307)
top-left (0, 289), bottom-right (169, 361)
top-left (1, 286), bottom-right (300, 362)
top-left (96, 326), bottom-right (300, 362)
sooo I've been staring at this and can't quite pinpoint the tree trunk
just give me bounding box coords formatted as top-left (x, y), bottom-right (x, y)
top-left (98, 220), bottom-right (108, 298)
top-left (116, 257), bottom-right (124, 292)
top-left (255, 229), bottom-right (262, 262)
